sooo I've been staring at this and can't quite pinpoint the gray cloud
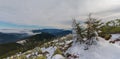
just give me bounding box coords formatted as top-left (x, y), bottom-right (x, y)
top-left (0, 0), bottom-right (120, 29)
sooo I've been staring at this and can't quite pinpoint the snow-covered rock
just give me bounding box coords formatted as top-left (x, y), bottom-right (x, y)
top-left (16, 40), bottom-right (26, 44)
top-left (110, 34), bottom-right (120, 40)
top-left (110, 34), bottom-right (120, 46)
top-left (52, 54), bottom-right (65, 59)
top-left (41, 46), bottom-right (57, 59)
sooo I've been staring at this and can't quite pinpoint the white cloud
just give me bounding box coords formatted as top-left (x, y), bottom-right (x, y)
top-left (0, 0), bottom-right (120, 29)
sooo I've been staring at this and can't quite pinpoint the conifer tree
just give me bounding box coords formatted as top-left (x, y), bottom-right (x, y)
top-left (84, 14), bottom-right (102, 50)
top-left (72, 19), bottom-right (84, 44)
top-left (72, 19), bottom-right (77, 44)
top-left (72, 14), bottom-right (103, 50)
top-left (116, 19), bottom-right (120, 26)
top-left (75, 23), bottom-right (85, 44)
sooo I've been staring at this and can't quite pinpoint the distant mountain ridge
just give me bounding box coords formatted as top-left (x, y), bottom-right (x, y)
top-left (32, 29), bottom-right (72, 37)
top-left (0, 32), bottom-right (29, 44)
top-left (0, 32), bottom-right (56, 58)
top-left (0, 29), bottom-right (72, 44)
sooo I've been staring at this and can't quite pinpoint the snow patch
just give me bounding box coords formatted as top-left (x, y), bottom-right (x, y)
top-left (41, 46), bottom-right (57, 59)
top-left (52, 54), bottom-right (65, 59)
top-left (66, 37), bottom-right (120, 59)
top-left (111, 34), bottom-right (120, 40)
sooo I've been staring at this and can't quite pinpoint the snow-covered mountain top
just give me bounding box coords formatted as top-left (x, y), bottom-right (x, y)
top-left (5, 34), bottom-right (120, 59)
top-left (66, 37), bottom-right (120, 59)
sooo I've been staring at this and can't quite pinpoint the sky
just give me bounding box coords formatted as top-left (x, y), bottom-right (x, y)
top-left (0, 0), bottom-right (120, 29)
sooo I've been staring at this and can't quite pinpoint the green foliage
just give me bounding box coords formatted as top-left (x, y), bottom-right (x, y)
top-left (84, 14), bottom-right (102, 45)
top-left (0, 32), bottom-right (56, 58)
top-left (53, 48), bottom-right (62, 56)
top-left (19, 55), bottom-right (27, 59)
top-left (36, 49), bottom-right (42, 54)
top-left (72, 19), bottom-right (85, 43)
top-left (36, 56), bottom-right (46, 59)
top-left (104, 34), bottom-right (111, 40)
top-left (0, 43), bottom-right (22, 58)
top-left (76, 23), bottom-right (84, 38)
top-left (21, 32), bottom-right (55, 52)
top-left (100, 33), bottom-right (111, 40)
top-left (44, 43), bottom-right (50, 48)
top-left (101, 19), bottom-right (120, 34)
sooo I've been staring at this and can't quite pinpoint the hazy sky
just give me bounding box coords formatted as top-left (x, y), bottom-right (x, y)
top-left (0, 0), bottom-right (120, 29)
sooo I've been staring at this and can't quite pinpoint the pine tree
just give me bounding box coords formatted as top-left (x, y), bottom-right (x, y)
top-left (75, 23), bottom-right (85, 44)
top-left (85, 14), bottom-right (96, 46)
top-left (72, 19), bottom-right (77, 44)
top-left (84, 14), bottom-right (102, 50)
top-left (72, 19), bottom-right (84, 44)
top-left (72, 14), bottom-right (102, 50)
top-left (116, 19), bottom-right (120, 26)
